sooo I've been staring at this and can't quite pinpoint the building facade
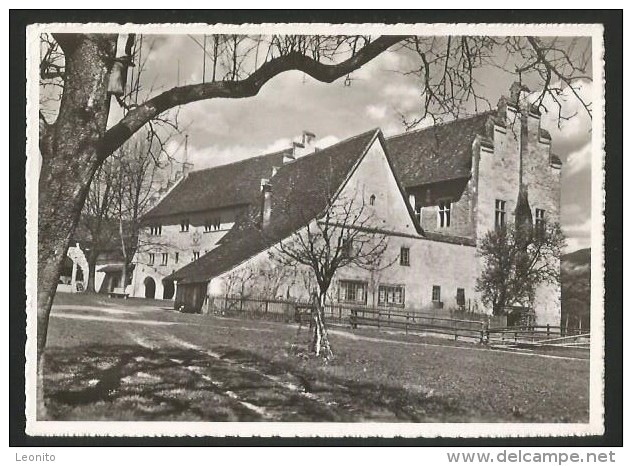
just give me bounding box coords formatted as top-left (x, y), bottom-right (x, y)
top-left (133, 85), bottom-right (563, 325)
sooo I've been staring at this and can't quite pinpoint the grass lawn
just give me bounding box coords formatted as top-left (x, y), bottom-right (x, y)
top-left (42, 292), bottom-right (590, 423)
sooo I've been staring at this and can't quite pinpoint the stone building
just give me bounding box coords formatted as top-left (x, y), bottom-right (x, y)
top-left (132, 85), bottom-right (562, 325)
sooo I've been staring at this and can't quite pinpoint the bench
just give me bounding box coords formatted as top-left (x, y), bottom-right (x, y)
top-left (108, 287), bottom-right (129, 299)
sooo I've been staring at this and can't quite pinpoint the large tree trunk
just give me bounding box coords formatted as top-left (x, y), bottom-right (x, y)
top-left (37, 34), bottom-right (117, 414)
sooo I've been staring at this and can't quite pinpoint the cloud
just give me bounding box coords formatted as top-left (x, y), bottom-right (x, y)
top-left (562, 217), bottom-right (592, 253)
top-left (185, 134), bottom-right (340, 170)
top-left (530, 79), bottom-right (593, 154)
top-left (366, 104), bottom-right (387, 120)
top-left (564, 142), bottom-right (592, 176)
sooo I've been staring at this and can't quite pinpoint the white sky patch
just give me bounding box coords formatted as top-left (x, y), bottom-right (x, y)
top-left (562, 217), bottom-right (591, 253)
top-left (533, 79), bottom-right (593, 153)
top-left (381, 83), bottom-right (420, 111)
top-left (366, 104), bottom-right (388, 120)
top-left (314, 135), bottom-right (339, 150)
top-left (563, 142), bottom-right (592, 176)
top-left (563, 217), bottom-right (592, 237)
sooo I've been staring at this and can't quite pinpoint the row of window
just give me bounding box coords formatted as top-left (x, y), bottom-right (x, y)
top-left (149, 218), bottom-right (223, 236)
top-left (339, 280), bottom-right (466, 307)
top-left (147, 251), bottom-right (204, 266)
top-left (411, 196), bottom-right (547, 231)
top-left (495, 200), bottom-right (546, 230)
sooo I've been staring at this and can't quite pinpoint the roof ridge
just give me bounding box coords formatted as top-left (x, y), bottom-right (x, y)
top-left (385, 110), bottom-right (495, 140)
top-left (189, 147), bottom-right (292, 175)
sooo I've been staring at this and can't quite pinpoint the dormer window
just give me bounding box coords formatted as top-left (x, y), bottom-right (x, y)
top-left (204, 217), bottom-right (222, 232)
top-left (149, 225), bottom-right (162, 236)
top-left (180, 219), bottom-right (190, 232)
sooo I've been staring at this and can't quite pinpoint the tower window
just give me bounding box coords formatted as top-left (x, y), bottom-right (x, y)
top-left (369, 194), bottom-right (376, 206)
top-left (495, 199), bottom-right (506, 228)
top-left (148, 253), bottom-right (155, 266)
top-left (161, 253), bottom-right (168, 266)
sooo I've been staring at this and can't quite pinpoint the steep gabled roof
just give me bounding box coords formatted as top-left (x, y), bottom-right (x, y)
top-left (143, 148), bottom-right (291, 220)
top-left (170, 129), bottom-right (386, 284)
top-left (385, 111), bottom-right (494, 187)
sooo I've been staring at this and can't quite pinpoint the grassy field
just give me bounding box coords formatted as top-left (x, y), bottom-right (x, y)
top-left (42, 292), bottom-right (590, 422)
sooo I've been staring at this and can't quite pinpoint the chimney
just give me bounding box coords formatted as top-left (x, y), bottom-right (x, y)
top-left (292, 130), bottom-right (317, 158)
top-left (182, 161), bottom-right (194, 178)
top-left (260, 178), bottom-right (272, 229)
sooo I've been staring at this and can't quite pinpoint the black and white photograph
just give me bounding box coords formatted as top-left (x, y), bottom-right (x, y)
top-left (22, 19), bottom-right (609, 439)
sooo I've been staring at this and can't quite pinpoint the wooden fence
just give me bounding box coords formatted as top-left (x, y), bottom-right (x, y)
top-left (486, 325), bottom-right (590, 349)
top-left (204, 294), bottom-right (589, 346)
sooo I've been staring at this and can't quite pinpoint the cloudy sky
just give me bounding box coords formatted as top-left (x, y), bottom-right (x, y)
top-left (111, 34), bottom-right (594, 253)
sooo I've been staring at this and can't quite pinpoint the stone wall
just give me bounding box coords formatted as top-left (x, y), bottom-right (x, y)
top-left (473, 101), bottom-right (562, 325)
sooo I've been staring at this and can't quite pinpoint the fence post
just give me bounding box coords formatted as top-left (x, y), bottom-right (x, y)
top-left (405, 312), bottom-right (409, 335)
top-left (547, 323), bottom-right (550, 338)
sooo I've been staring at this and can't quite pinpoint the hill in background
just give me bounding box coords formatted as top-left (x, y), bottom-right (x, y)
top-left (561, 248), bottom-right (591, 331)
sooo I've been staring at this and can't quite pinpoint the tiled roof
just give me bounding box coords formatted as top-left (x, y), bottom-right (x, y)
top-left (143, 149), bottom-right (290, 220)
top-left (385, 112), bottom-right (494, 187)
top-left (171, 129), bottom-right (402, 284)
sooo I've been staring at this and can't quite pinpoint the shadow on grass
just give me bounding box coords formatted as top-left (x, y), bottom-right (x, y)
top-left (42, 342), bottom-right (473, 422)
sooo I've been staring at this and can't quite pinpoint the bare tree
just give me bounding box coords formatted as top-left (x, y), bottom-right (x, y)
top-left (476, 219), bottom-right (566, 317)
top-left (112, 129), bottom-right (174, 289)
top-left (79, 158), bottom-right (119, 293)
top-left (272, 193), bottom-right (392, 359)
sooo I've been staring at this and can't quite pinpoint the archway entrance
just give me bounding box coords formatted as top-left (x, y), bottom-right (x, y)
top-left (162, 279), bottom-right (175, 300)
top-left (144, 277), bottom-right (156, 299)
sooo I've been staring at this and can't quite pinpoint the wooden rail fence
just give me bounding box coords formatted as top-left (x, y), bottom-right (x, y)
top-left (204, 294), bottom-right (589, 346)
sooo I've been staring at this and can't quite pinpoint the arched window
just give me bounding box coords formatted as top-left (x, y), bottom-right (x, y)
top-left (369, 194), bottom-right (376, 206)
